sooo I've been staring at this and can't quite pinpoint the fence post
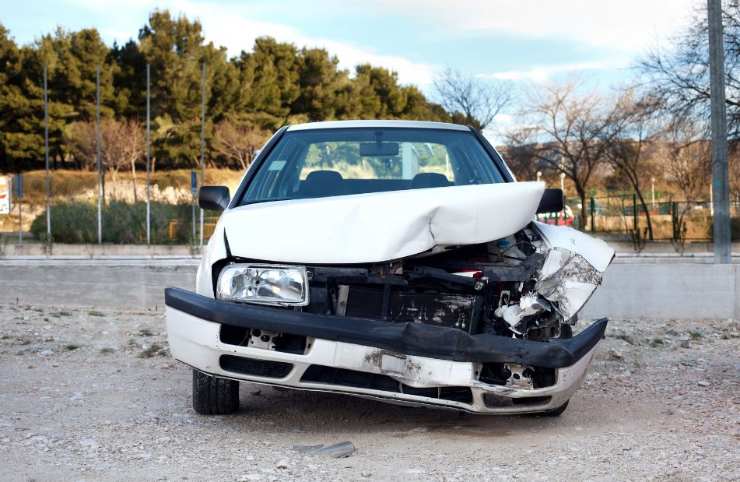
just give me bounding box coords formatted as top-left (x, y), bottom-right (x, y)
top-left (96, 65), bottom-right (102, 244)
top-left (15, 173), bottom-right (23, 244)
top-left (43, 63), bottom-right (51, 249)
top-left (191, 169), bottom-right (197, 246)
top-left (590, 197), bottom-right (596, 232)
top-left (671, 201), bottom-right (677, 242)
top-left (199, 62), bottom-right (206, 248)
top-left (145, 63), bottom-right (151, 245)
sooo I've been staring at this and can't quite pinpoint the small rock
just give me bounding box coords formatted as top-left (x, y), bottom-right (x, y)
top-left (615, 333), bottom-right (636, 345)
top-left (697, 380), bottom-right (710, 387)
top-left (315, 441), bottom-right (355, 458)
top-left (38, 349), bottom-right (53, 357)
top-left (138, 343), bottom-right (166, 358)
top-left (238, 475), bottom-right (261, 482)
top-left (275, 459), bottom-right (289, 469)
top-left (361, 471), bottom-right (372, 478)
top-left (679, 337), bottom-right (690, 348)
top-left (608, 349), bottom-right (624, 361)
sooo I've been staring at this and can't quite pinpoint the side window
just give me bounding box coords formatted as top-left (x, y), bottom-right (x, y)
top-left (244, 140), bottom-right (297, 200)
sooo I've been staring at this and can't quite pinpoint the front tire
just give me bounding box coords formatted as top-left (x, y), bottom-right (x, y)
top-left (192, 370), bottom-right (240, 415)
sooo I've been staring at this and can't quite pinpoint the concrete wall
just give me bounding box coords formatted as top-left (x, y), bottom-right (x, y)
top-left (2, 259), bottom-right (739, 321)
top-left (1, 262), bottom-right (197, 310)
top-left (581, 261), bottom-right (739, 321)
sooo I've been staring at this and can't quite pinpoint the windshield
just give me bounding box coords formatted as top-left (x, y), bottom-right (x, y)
top-left (240, 127), bottom-right (505, 204)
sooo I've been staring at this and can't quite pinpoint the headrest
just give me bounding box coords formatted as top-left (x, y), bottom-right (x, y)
top-left (410, 172), bottom-right (450, 189)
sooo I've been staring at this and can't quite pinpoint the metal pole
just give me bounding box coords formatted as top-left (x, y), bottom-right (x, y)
top-left (199, 62), bottom-right (206, 248)
top-left (708, 0), bottom-right (731, 263)
top-left (146, 63), bottom-right (151, 245)
top-left (44, 64), bottom-right (50, 246)
top-left (96, 66), bottom-right (102, 244)
top-left (17, 192), bottom-right (22, 245)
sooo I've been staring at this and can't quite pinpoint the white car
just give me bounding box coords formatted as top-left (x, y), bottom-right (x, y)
top-left (165, 120), bottom-right (614, 416)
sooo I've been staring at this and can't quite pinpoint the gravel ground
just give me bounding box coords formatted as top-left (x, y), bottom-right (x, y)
top-left (1, 301), bottom-right (738, 481)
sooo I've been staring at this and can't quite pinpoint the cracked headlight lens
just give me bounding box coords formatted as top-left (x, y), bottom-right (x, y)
top-left (216, 264), bottom-right (308, 306)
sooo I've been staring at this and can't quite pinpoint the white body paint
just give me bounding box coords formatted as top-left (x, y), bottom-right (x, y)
top-left (220, 182), bottom-right (545, 264)
top-left (168, 120), bottom-right (615, 414)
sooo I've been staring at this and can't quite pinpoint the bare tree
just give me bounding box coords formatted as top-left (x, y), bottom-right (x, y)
top-left (664, 117), bottom-right (713, 201)
top-left (602, 90), bottom-right (663, 240)
top-left (659, 116), bottom-right (713, 251)
top-left (434, 68), bottom-right (511, 130)
top-left (526, 82), bottom-right (616, 228)
top-left (212, 119), bottom-right (269, 170)
top-left (639, 0), bottom-right (740, 138)
top-left (499, 126), bottom-right (547, 181)
top-left (101, 119), bottom-right (144, 201)
top-left (65, 119), bottom-right (144, 200)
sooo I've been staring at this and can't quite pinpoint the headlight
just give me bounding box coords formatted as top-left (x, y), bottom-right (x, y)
top-left (216, 263), bottom-right (309, 306)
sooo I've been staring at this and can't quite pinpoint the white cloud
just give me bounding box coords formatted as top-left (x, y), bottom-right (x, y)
top-left (376, 0), bottom-right (699, 54)
top-left (478, 59), bottom-right (631, 83)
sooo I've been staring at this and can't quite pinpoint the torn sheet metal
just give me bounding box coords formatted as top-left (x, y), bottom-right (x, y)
top-left (535, 248), bottom-right (604, 320)
top-left (220, 182), bottom-right (545, 264)
top-left (533, 221), bottom-right (614, 272)
top-left (495, 292), bottom-right (550, 331)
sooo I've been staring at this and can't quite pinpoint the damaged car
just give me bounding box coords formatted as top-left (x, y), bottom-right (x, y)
top-left (165, 120), bottom-right (614, 416)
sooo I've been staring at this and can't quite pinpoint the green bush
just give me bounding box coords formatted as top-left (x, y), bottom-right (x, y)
top-left (30, 201), bottom-right (199, 244)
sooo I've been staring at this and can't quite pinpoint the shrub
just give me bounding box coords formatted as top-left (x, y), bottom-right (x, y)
top-left (30, 201), bottom-right (200, 244)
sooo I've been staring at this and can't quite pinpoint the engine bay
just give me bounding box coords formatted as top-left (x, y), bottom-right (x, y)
top-left (296, 224), bottom-right (602, 342)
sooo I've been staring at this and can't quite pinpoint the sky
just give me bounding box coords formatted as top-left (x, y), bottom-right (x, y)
top-left (2, 0), bottom-right (701, 133)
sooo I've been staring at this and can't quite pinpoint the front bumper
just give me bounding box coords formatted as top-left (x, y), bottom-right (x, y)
top-left (165, 288), bottom-right (607, 414)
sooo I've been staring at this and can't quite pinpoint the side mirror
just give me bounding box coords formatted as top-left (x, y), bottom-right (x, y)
top-left (537, 188), bottom-right (564, 214)
top-left (199, 186), bottom-right (230, 211)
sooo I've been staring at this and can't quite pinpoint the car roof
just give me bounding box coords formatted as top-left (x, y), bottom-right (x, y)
top-left (285, 120), bottom-right (471, 132)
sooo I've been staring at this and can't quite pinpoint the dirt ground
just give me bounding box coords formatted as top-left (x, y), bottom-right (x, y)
top-left (1, 299), bottom-right (738, 481)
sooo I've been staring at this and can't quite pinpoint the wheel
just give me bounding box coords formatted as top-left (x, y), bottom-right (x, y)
top-left (540, 400), bottom-right (569, 417)
top-left (192, 369), bottom-right (240, 415)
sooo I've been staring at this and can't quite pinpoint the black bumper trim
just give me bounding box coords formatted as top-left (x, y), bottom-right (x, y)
top-left (165, 288), bottom-right (607, 369)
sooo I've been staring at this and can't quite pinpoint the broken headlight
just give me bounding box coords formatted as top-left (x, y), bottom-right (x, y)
top-left (216, 264), bottom-right (309, 306)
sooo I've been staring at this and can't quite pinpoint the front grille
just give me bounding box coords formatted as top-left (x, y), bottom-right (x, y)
top-left (482, 393), bottom-right (551, 408)
top-left (301, 365), bottom-right (473, 404)
top-left (219, 355), bottom-right (293, 378)
top-left (220, 325), bottom-right (307, 355)
top-left (343, 285), bottom-right (481, 333)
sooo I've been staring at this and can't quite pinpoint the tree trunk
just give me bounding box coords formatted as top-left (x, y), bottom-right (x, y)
top-left (635, 189), bottom-right (654, 241)
top-left (576, 186), bottom-right (588, 229)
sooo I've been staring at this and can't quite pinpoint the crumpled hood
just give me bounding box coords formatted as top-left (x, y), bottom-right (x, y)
top-left (220, 182), bottom-right (545, 264)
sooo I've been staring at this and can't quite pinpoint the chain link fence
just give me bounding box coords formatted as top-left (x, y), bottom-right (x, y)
top-left (0, 168), bottom-right (239, 246)
top-left (2, 172), bottom-right (739, 247)
top-left (561, 194), bottom-right (740, 245)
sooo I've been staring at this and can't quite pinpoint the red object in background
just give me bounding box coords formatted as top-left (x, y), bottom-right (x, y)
top-left (537, 205), bottom-right (574, 226)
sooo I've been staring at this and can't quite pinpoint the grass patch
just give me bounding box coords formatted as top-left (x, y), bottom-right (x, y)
top-left (31, 201), bottom-right (199, 244)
